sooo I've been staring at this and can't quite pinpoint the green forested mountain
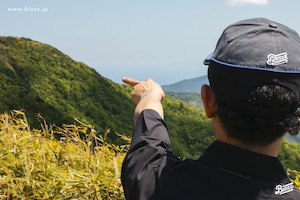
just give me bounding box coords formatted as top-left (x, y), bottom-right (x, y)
top-left (0, 36), bottom-right (136, 144)
top-left (0, 36), bottom-right (213, 159)
top-left (166, 92), bottom-right (203, 109)
top-left (0, 36), bottom-right (299, 170)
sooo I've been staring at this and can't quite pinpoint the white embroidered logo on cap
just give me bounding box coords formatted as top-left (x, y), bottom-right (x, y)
top-left (274, 182), bottom-right (294, 195)
top-left (267, 52), bottom-right (288, 66)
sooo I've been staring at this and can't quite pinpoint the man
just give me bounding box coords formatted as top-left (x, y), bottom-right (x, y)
top-left (121, 18), bottom-right (300, 199)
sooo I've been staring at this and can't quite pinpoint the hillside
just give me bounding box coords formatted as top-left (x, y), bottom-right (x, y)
top-left (0, 36), bottom-right (213, 158)
top-left (0, 36), bottom-right (136, 143)
top-left (166, 92), bottom-right (203, 109)
top-left (162, 76), bottom-right (208, 109)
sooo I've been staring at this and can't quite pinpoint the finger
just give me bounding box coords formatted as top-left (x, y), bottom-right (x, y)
top-left (122, 77), bottom-right (140, 86)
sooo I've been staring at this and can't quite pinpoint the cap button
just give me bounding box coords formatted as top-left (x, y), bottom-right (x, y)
top-left (269, 23), bottom-right (277, 28)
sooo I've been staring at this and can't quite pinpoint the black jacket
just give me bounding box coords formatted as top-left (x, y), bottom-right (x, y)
top-left (121, 109), bottom-right (300, 200)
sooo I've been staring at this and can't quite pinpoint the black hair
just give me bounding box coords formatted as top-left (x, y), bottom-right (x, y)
top-left (216, 84), bottom-right (300, 146)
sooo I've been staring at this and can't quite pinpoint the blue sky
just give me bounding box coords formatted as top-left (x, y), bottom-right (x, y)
top-left (1, 0), bottom-right (300, 84)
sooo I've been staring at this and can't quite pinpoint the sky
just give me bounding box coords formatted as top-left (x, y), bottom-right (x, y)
top-left (1, 0), bottom-right (300, 85)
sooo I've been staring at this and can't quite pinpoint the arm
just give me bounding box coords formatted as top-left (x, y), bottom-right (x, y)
top-left (121, 77), bottom-right (172, 199)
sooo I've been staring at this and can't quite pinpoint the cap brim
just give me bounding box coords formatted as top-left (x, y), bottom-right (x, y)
top-left (203, 52), bottom-right (213, 65)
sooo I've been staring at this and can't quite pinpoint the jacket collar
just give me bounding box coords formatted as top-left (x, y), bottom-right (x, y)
top-left (199, 141), bottom-right (289, 182)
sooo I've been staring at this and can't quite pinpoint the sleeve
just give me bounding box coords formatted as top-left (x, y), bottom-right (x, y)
top-left (121, 109), bottom-right (174, 200)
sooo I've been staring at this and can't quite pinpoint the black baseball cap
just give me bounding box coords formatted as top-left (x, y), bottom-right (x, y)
top-left (204, 18), bottom-right (300, 118)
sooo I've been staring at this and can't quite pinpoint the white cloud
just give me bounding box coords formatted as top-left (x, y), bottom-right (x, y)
top-left (226, 0), bottom-right (269, 6)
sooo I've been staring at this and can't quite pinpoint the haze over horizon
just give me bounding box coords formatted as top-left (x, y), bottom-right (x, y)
top-left (2, 0), bottom-right (300, 85)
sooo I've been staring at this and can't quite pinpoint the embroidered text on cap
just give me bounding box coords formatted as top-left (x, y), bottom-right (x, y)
top-left (267, 53), bottom-right (288, 66)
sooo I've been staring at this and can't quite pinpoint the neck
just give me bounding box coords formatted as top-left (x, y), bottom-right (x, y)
top-left (212, 118), bottom-right (282, 157)
top-left (218, 137), bottom-right (282, 157)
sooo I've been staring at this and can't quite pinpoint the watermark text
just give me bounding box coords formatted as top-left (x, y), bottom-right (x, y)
top-left (7, 6), bottom-right (48, 13)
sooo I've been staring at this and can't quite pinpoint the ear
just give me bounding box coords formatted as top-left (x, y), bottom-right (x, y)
top-left (201, 84), bottom-right (217, 118)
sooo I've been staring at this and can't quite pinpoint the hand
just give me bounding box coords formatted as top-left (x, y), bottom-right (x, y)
top-left (122, 77), bottom-right (165, 122)
top-left (122, 77), bottom-right (165, 105)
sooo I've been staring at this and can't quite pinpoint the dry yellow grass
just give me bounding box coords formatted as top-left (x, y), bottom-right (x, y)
top-left (0, 110), bottom-right (128, 199)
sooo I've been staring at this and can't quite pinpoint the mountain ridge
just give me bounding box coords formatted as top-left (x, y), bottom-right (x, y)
top-left (162, 75), bottom-right (209, 93)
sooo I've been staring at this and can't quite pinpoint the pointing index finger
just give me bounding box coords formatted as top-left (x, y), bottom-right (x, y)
top-left (122, 77), bottom-right (140, 86)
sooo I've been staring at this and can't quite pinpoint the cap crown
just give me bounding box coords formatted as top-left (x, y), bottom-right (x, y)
top-left (211, 18), bottom-right (300, 72)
